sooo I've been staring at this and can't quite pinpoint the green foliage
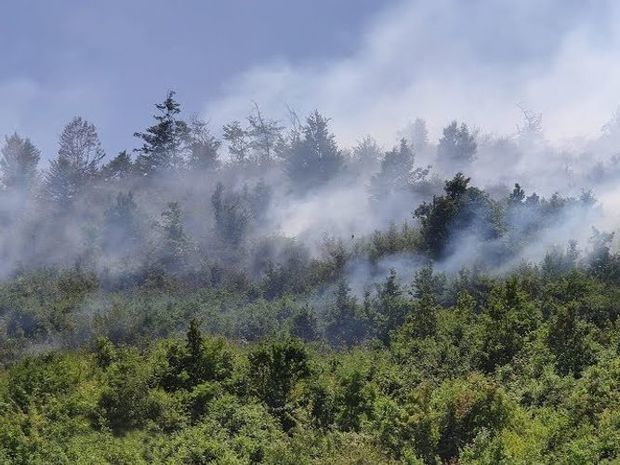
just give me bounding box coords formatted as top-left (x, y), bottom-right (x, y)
top-left (325, 281), bottom-right (369, 347)
top-left (415, 173), bottom-right (498, 258)
top-left (134, 91), bottom-right (190, 174)
top-left (2, 92), bottom-right (620, 464)
top-left (248, 338), bottom-right (310, 428)
top-left (160, 320), bottom-right (234, 391)
top-left (285, 110), bottom-right (344, 190)
top-left (0, 184), bottom-right (618, 462)
top-left (97, 349), bottom-right (154, 433)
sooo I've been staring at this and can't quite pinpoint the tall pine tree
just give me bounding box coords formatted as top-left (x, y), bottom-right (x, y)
top-left (134, 91), bottom-right (189, 175)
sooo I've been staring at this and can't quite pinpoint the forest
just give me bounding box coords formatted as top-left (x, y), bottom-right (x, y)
top-left (0, 92), bottom-right (620, 464)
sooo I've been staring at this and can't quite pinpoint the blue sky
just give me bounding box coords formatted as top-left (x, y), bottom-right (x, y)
top-left (2, 0), bottom-right (620, 159)
top-left (0, 0), bottom-right (392, 157)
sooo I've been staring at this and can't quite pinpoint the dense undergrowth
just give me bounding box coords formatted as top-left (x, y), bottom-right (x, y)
top-left (1, 255), bottom-right (619, 464)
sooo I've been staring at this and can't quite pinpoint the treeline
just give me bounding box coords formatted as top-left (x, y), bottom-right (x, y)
top-left (0, 91), bottom-right (508, 280)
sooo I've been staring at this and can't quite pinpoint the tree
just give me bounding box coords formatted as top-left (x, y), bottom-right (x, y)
top-left (248, 338), bottom-right (310, 428)
top-left (587, 228), bottom-right (616, 279)
top-left (223, 120), bottom-right (250, 163)
top-left (370, 139), bottom-right (414, 199)
top-left (134, 91), bottom-right (189, 175)
top-left (247, 104), bottom-right (283, 166)
top-left (289, 306), bottom-right (319, 342)
top-left (336, 369), bottom-right (375, 431)
top-left (478, 279), bottom-right (541, 372)
top-left (100, 151), bottom-right (133, 181)
top-left (97, 350), bottom-right (152, 432)
top-left (44, 157), bottom-right (79, 206)
top-left (411, 118), bottom-right (429, 152)
top-left (157, 202), bottom-right (191, 272)
top-left (414, 173), bottom-right (497, 259)
top-left (407, 265), bottom-right (445, 338)
top-left (325, 281), bottom-right (367, 347)
top-left (399, 118), bottom-right (429, 153)
top-left (211, 183), bottom-right (250, 247)
top-left (547, 303), bottom-right (599, 376)
top-left (437, 121), bottom-right (477, 172)
top-left (516, 105), bottom-right (544, 147)
top-left (57, 116), bottom-right (105, 178)
top-left (187, 116), bottom-right (220, 171)
top-left (374, 269), bottom-right (410, 344)
top-left (44, 117), bottom-right (104, 206)
top-left (102, 192), bottom-right (142, 257)
top-left (222, 106), bottom-right (282, 167)
top-left (285, 110), bottom-right (343, 190)
top-left (0, 133), bottom-right (40, 191)
top-left (508, 183), bottom-right (525, 205)
top-left (161, 319), bottom-right (233, 391)
top-left (350, 135), bottom-right (381, 175)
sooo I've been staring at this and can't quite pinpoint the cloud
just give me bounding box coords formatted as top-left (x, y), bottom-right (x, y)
top-left (206, 0), bottom-right (620, 145)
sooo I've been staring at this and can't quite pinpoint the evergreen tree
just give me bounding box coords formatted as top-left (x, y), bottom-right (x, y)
top-left (102, 192), bottom-right (141, 256)
top-left (101, 151), bottom-right (133, 181)
top-left (325, 281), bottom-right (367, 347)
top-left (0, 133), bottom-right (40, 191)
top-left (508, 183), bottom-right (526, 205)
top-left (134, 91), bottom-right (189, 175)
top-left (370, 139), bottom-right (414, 199)
top-left (44, 156), bottom-right (80, 206)
top-left (248, 338), bottom-right (310, 427)
top-left (158, 202), bottom-right (191, 271)
top-left (375, 269), bottom-right (410, 344)
top-left (285, 110), bottom-right (343, 190)
top-left (414, 173), bottom-right (497, 258)
top-left (211, 183), bottom-right (250, 247)
top-left (187, 117), bottom-right (220, 171)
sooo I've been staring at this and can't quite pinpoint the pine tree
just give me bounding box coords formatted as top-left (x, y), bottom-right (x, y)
top-left (325, 281), bottom-right (366, 347)
top-left (187, 117), bottom-right (220, 170)
top-left (134, 91), bottom-right (189, 175)
top-left (0, 133), bottom-right (40, 191)
top-left (102, 192), bottom-right (141, 255)
top-left (154, 201), bottom-right (193, 274)
top-left (161, 202), bottom-right (188, 249)
top-left (370, 139), bottom-right (414, 199)
top-left (285, 110), bottom-right (343, 191)
top-left (375, 269), bottom-right (409, 344)
top-left (101, 151), bottom-right (133, 181)
top-left (185, 318), bottom-right (204, 378)
top-left (211, 183), bottom-right (250, 247)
